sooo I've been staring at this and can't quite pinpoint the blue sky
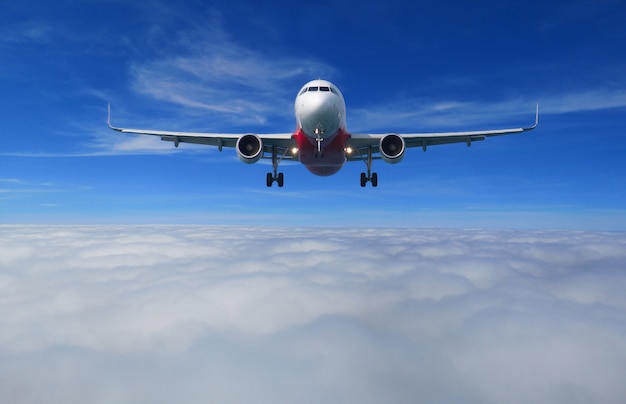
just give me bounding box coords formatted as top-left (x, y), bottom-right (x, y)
top-left (1, 0), bottom-right (625, 228)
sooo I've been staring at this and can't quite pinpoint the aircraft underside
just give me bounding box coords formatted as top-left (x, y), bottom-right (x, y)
top-left (265, 129), bottom-right (379, 187)
top-left (296, 129), bottom-right (347, 177)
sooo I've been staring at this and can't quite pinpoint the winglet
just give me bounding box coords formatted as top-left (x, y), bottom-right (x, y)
top-left (524, 104), bottom-right (539, 131)
top-left (107, 103), bottom-right (121, 131)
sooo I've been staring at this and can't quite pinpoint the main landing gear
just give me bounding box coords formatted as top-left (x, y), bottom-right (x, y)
top-left (266, 146), bottom-right (285, 187)
top-left (267, 172), bottom-right (284, 187)
top-left (359, 146), bottom-right (378, 187)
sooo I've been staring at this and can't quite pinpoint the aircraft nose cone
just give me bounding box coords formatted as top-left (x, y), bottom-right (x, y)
top-left (300, 95), bottom-right (340, 138)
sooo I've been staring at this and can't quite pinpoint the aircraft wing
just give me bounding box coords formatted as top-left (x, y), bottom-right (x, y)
top-left (107, 105), bottom-right (295, 155)
top-left (347, 105), bottom-right (538, 157)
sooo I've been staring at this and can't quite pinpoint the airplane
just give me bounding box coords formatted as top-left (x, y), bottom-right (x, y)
top-left (108, 79), bottom-right (538, 187)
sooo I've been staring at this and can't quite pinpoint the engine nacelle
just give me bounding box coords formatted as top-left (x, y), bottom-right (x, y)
top-left (236, 134), bottom-right (263, 164)
top-left (380, 134), bottom-right (405, 164)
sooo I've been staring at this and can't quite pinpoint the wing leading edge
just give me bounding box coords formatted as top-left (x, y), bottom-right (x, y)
top-left (107, 104), bottom-right (295, 155)
top-left (347, 105), bottom-right (539, 155)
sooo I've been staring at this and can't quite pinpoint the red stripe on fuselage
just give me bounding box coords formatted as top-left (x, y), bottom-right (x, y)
top-left (293, 128), bottom-right (350, 176)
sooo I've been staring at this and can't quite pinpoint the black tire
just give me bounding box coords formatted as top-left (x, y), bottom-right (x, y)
top-left (266, 173), bottom-right (273, 187)
top-left (277, 173), bottom-right (284, 187)
top-left (372, 172), bottom-right (378, 187)
top-left (360, 173), bottom-right (367, 187)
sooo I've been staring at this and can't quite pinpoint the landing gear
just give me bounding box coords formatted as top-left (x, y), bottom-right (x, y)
top-left (314, 135), bottom-right (324, 159)
top-left (359, 146), bottom-right (378, 187)
top-left (360, 172), bottom-right (378, 187)
top-left (266, 146), bottom-right (285, 187)
top-left (267, 172), bottom-right (284, 187)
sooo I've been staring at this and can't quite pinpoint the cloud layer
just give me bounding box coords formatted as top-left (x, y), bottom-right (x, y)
top-left (1, 226), bottom-right (625, 403)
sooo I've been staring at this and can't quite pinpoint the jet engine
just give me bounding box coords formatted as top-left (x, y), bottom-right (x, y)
top-left (236, 134), bottom-right (263, 164)
top-left (380, 134), bottom-right (405, 164)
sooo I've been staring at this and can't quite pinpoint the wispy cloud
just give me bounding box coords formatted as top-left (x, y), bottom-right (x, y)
top-left (542, 88), bottom-right (626, 114)
top-left (70, 7), bottom-right (626, 154)
top-left (349, 88), bottom-right (626, 132)
top-left (129, 23), bottom-right (337, 127)
top-left (0, 178), bottom-right (90, 201)
top-left (1, 226), bottom-right (625, 403)
top-left (0, 178), bottom-right (29, 185)
top-left (0, 22), bottom-right (54, 46)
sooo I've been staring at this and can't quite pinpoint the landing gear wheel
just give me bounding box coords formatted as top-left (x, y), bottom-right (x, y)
top-left (360, 172), bottom-right (378, 187)
top-left (267, 172), bottom-right (284, 187)
top-left (277, 172), bottom-right (284, 188)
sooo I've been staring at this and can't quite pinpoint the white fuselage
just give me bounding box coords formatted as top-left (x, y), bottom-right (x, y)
top-left (291, 80), bottom-right (350, 176)
top-left (295, 80), bottom-right (347, 141)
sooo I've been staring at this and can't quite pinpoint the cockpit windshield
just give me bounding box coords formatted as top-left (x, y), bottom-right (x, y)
top-left (299, 85), bottom-right (339, 96)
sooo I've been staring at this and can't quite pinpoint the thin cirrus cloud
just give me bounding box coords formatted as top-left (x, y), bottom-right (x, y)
top-left (349, 88), bottom-right (626, 133)
top-left (128, 54), bottom-right (626, 138)
top-left (129, 30), bottom-right (337, 126)
top-left (122, 22), bottom-right (626, 135)
top-left (107, 20), bottom-right (626, 149)
top-left (1, 225), bottom-right (625, 403)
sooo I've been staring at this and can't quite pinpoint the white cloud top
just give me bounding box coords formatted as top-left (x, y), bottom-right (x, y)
top-left (1, 226), bottom-right (625, 403)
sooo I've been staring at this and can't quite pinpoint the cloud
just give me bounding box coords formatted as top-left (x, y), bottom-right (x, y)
top-left (86, 16), bottom-right (338, 155)
top-left (542, 88), bottom-right (626, 114)
top-left (129, 24), bottom-right (337, 128)
top-left (0, 22), bottom-right (54, 46)
top-left (0, 179), bottom-right (90, 206)
top-left (349, 88), bottom-right (626, 132)
top-left (89, 7), bottom-right (625, 154)
top-left (0, 226), bottom-right (625, 403)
